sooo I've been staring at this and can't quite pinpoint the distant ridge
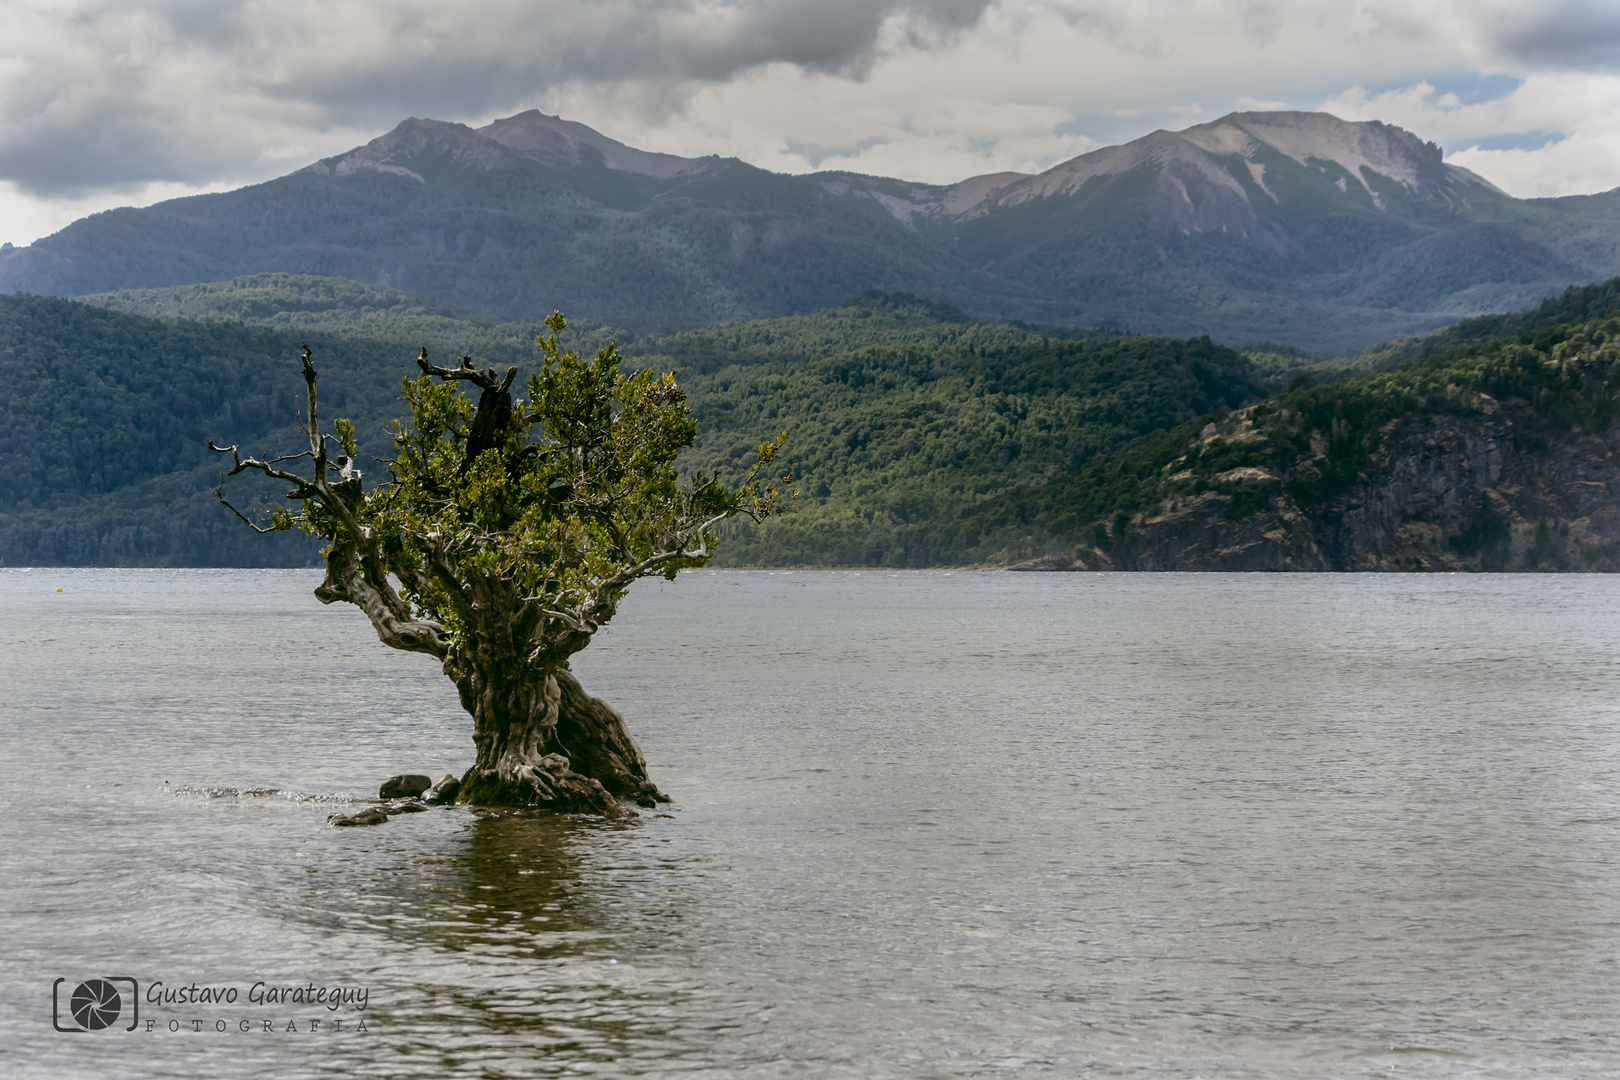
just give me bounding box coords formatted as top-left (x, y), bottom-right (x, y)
top-left (479, 111), bottom-right (716, 178)
top-left (837, 111), bottom-right (1505, 230)
top-left (297, 111), bottom-right (720, 184)
top-left (4, 109), bottom-right (1620, 353)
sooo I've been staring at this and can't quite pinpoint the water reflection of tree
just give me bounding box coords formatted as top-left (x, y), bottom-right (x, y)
top-left (331, 812), bottom-right (716, 1075)
top-left (406, 812), bottom-right (641, 953)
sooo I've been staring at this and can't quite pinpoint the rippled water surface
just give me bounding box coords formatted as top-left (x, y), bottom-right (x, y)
top-left (4, 569), bottom-right (1620, 1078)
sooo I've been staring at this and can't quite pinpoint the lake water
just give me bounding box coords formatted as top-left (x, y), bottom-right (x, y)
top-left (3, 569), bottom-right (1620, 1078)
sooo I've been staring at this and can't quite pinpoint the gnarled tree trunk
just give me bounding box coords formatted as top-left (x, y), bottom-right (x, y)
top-left (452, 662), bottom-right (668, 817)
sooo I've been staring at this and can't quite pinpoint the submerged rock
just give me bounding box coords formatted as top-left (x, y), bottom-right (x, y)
top-left (379, 774), bottom-right (432, 799)
top-left (384, 798), bottom-right (430, 814)
top-left (328, 807), bottom-right (389, 827)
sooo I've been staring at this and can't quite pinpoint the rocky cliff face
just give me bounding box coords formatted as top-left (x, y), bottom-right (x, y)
top-left (857, 111), bottom-right (1501, 232)
top-left (1028, 381), bottom-right (1620, 572)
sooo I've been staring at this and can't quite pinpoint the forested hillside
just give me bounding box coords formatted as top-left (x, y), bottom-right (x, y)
top-left (0, 291), bottom-right (1266, 566)
top-left (13, 279), bottom-right (1620, 569)
top-left (79, 274), bottom-right (568, 364)
top-left (0, 298), bottom-right (416, 565)
top-left (972, 292), bottom-right (1620, 571)
top-left (661, 297), bottom-right (1265, 565)
top-left (1343, 278), bottom-right (1620, 374)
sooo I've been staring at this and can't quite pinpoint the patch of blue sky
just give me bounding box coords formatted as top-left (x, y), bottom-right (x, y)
top-left (1452, 130), bottom-right (1568, 152)
top-left (783, 136), bottom-right (891, 171)
top-left (1055, 113), bottom-right (1198, 147)
top-left (1421, 73), bottom-right (1525, 104)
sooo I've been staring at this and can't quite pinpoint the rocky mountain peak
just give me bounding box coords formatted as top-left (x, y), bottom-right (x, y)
top-left (1189, 111), bottom-right (1456, 196)
top-left (297, 117), bottom-right (521, 183)
top-left (909, 111), bottom-right (1506, 231)
top-left (478, 110), bottom-right (714, 179)
top-left (294, 112), bottom-right (716, 185)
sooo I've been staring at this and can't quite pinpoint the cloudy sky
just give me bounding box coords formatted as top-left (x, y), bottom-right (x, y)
top-left (3, 0), bottom-right (1619, 246)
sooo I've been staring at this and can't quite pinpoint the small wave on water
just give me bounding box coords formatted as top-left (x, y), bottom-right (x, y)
top-left (165, 784), bottom-right (360, 803)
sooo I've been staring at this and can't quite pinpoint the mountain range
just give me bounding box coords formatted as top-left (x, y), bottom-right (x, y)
top-left (5, 110), bottom-right (1620, 354)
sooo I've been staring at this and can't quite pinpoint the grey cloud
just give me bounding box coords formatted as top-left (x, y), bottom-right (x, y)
top-left (274, 0), bottom-right (994, 116)
top-left (1488, 1), bottom-right (1620, 71)
top-left (0, 0), bottom-right (992, 196)
top-left (1239, 2), bottom-right (1281, 47)
top-left (144, 0), bottom-right (252, 49)
top-left (0, 111), bottom-right (194, 194)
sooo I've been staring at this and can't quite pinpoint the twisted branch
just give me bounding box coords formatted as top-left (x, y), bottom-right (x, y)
top-left (211, 344), bottom-right (450, 660)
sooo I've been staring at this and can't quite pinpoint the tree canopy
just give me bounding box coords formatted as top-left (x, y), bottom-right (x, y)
top-left (216, 314), bottom-right (790, 669)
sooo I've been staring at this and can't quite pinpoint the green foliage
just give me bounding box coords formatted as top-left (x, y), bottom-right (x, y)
top-left (250, 317), bottom-right (785, 667)
top-left (652, 295), bottom-right (1268, 565)
top-left (16, 277), bottom-right (1620, 571)
top-left (970, 311), bottom-right (1620, 562)
top-left (1344, 277), bottom-right (1620, 374)
top-left (0, 288), bottom-right (1261, 567)
top-left (0, 294), bottom-right (422, 565)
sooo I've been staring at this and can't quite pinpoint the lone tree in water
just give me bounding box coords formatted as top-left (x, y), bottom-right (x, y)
top-left (210, 315), bottom-right (790, 816)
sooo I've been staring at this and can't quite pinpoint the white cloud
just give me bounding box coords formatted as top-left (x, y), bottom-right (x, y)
top-left (1321, 74), bottom-right (1620, 196)
top-left (544, 63), bottom-right (1098, 183)
top-left (1450, 137), bottom-right (1620, 199)
top-left (0, 177), bottom-right (243, 248)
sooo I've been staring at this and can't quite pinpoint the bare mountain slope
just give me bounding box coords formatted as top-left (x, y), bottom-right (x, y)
top-left (480, 110), bottom-right (716, 178)
top-left (2, 110), bottom-right (1617, 353)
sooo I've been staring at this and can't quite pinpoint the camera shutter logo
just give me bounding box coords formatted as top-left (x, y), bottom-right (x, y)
top-left (52, 978), bottom-right (139, 1032)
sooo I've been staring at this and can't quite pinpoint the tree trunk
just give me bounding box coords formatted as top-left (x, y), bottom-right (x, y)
top-left (452, 664), bottom-right (669, 816)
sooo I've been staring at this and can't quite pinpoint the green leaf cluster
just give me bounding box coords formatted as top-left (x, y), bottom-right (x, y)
top-left (254, 317), bottom-right (783, 667)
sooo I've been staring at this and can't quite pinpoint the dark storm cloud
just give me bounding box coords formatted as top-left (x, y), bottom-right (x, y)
top-left (0, 0), bottom-right (992, 196)
top-left (268, 0), bottom-right (994, 123)
top-left (1488, 1), bottom-right (1620, 71)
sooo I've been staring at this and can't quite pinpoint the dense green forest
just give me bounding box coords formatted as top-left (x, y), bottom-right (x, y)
top-left (952, 286), bottom-right (1620, 567)
top-left (0, 298), bottom-right (423, 565)
top-left (1339, 278), bottom-right (1620, 374)
top-left (8, 278), bottom-right (1620, 568)
top-left (661, 296), bottom-right (1267, 565)
top-left (0, 289), bottom-right (1266, 566)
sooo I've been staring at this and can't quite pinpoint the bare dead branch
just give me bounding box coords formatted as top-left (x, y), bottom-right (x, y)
top-left (213, 486), bottom-right (280, 534)
top-left (208, 439), bottom-right (318, 488)
top-left (415, 347), bottom-right (515, 393)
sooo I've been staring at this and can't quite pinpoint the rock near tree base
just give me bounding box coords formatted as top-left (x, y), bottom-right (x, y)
top-left (379, 774), bottom-right (433, 799)
top-left (422, 774), bottom-right (461, 804)
top-left (328, 807), bottom-right (390, 827)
